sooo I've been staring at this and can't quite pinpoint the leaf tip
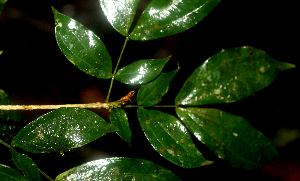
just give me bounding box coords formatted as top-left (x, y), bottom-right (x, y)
top-left (51, 6), bottom-right (57, 13)
top-left (286, 63), bottom-right (297, 69)
top-left (278, 62), bottom-right (296, 72)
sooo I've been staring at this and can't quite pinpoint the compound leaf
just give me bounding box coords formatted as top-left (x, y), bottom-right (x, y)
top-left (176, 107), bottom-right (279, 170)
top-left (11, 150), bottom-right (41, 181)
top-left (100, 0), bottom-right (140, 36)
top-left (109, 108), bottom-right (131, 145)
top-left (137, 107), bottom-right (212, 168)
top-left (52, 7), bottom-right (112, 79)
top-left (56, 157), bottom-right (181, 180)
top-left (115, 56), bottom-right (171, 84)
top-left (130, 0), bottom-right (222, 40)
top-left (12, 107), bottom-right (117, 153)
top-left (137, 69), bottom-right (178, 106)
top-left (175, 46), bottom-right (296, 106)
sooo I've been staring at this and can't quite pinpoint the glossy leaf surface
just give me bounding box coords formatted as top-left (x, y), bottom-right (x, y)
top-left (52, 7), bottom-right (112, 79)
top-left (12, 107), bottom-right (117, 153)
top-left (100, 0), bottom-right (139, 36)
top-left (176, 107), bottom-right (279, 170)
top-left (137, 69), bottom-right (178, 106)
top-left (0, 164), bottom-right (28, 181)
top-left (130, 0), bottom-right (222, 40)
top-left (137, 108), bottom-right (212, 168)
top-left (115, 56), bottom-right (171, 84)
top-left (175, 46), bottom-right (296, 106)
top-left (0, 90), bottom-right (22, 142)
top-left (56, 157), bottom-right (181, 181)
top-left (110, 108), bottom-right (131, 145)
top-left (11, 150), bottom-right (41, 181)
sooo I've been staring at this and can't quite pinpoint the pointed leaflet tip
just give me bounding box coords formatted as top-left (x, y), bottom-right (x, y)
top-left (281, 62), bottom-right (296, 71)
top-left (137, 107), bottom-right (212, 168)
top-left (52, 7), bottom-right (113, 79)
top-left (176, 107), bottom-right (278, 170)
top-left (115, 56), bottom-right (172, 84)
top-left (175, 46), bottom-right (296, 106)
top-left (12, 108), bottom-right (117, 153)
top-left (137, 69), bottom-right (178, 106)
top-left (129, 0), bottom-right (222, 40)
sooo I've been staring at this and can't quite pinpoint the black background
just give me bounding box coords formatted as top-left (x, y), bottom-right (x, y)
top-left (1, 0), bottom-right (299, 180)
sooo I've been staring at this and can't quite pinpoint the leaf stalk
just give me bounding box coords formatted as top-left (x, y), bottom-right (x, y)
top-left (106, 36), bottom-right (129, 103)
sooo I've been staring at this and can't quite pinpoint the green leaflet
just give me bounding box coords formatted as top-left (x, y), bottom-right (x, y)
top-left (11, 150), bottom-right (41, 181)
top-left (52, 7), bottom-right (113, 79)
top-left (0, 164), bottom-right (28, 181)
top-left (0, 90), bottom-right (22, 142)
top-left (176, 107), bottom-right (279, 170)
top-left (115, 56), bottom-right (171, 84)
top-left (137, 69), bottom-right (178, 106)
top-left (130, 0), bottom-right (222, 40)
top-left (0, 0), bottom-right (7, 16)
top-left (56, 157), bottom-right (181, 180)
top-left (100, 0), bottom-right (140, 36)
top-left (175, 46), bottom-right (296, 106)
top-left (137, 108), bottom-right (212, 168)
top-left (110, 108), bottom-right (132, 146)
top-left (11, 107), bottom-right (117, 153)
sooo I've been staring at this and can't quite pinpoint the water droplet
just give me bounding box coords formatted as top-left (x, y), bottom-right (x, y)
top-left (60, 151), bottom-right (65, 157)
top-left (259, 66), bottom-right (266, 73)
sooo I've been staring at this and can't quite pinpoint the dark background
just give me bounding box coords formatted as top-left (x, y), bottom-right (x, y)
top-left (1, 0), bottom-right (299, 180)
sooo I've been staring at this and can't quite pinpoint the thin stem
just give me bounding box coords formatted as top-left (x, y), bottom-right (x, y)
top-left (0, 139), bottom-right (12, 148)
top-left (106, 36), bottom-right (129, 103)
top-left (0, 91), bottom-right (137, 110)
top-left (124, 105), bottom-right (177, 108)
top-left (0, 102), bottom-right (112, 110)
top-left (38, 168), bottom-right (55, 181)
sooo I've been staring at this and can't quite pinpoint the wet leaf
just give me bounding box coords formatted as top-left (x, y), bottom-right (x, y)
top-left (100, 0), bottom-right (139, 36)
top-left (11, 150), bottom-right (41, 181)
top-left (130, 0), bottom-right (222, 40)
top-left (0, 164), bottom-right (28, 181)
top-left (137, 69), bottom-right (178, 106)
top-left (137, 108), bottom-right (212, 168)
top-left (0, 0), bottom-right (8, 16)
top-left (11, 107), bottom-right (118, 153)
top-left (52, 7), bottom-right (113, 79)
top-left (109, 108), bottom-right (131, 145)
top-left (176, 107), bottom-right (279, 170)
top-left (115, 56), bottom-right (171, 84)
top-left (175, 46), bottom-right (296, 105)
top-left (56, 157), bottom-right (181, 181)
top-left (0, 90), bottom-right (22, 142)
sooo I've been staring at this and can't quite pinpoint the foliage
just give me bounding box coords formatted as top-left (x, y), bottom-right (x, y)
top-left (0, 0), bottom-right (8, 16)
top-left (0, 0), bottom-right (296, 180)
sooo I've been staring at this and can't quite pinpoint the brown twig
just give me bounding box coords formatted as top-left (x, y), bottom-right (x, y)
top-left (0, 91), bottom-right (135, 110)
